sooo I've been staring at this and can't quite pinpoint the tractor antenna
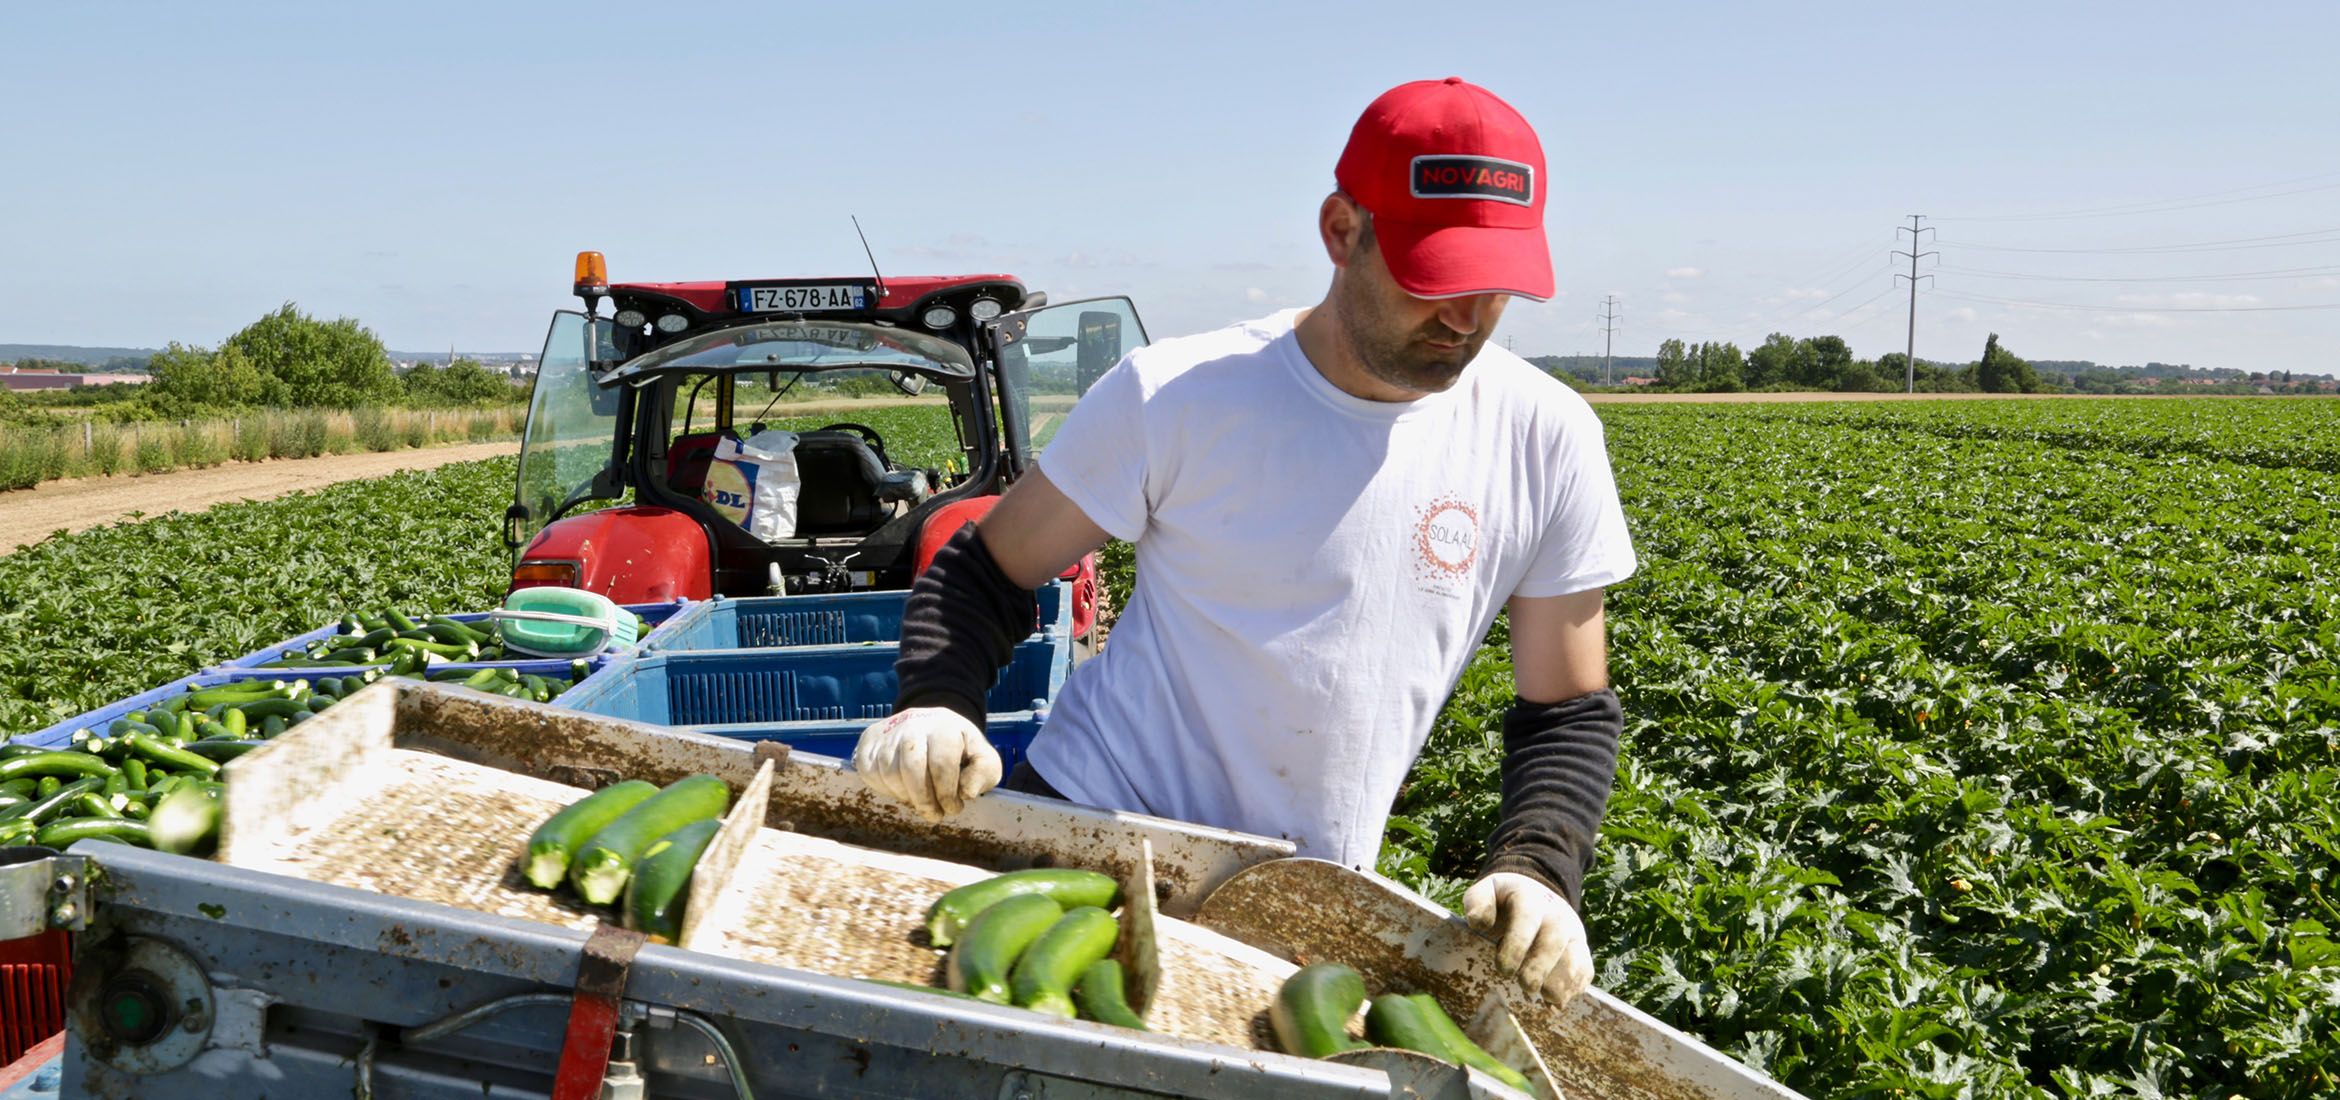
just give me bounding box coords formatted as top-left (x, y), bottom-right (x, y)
top-left (851, 216), bottom-right (888, 301)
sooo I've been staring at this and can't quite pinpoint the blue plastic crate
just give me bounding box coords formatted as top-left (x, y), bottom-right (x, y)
top-left (8, 661), bottom-right (605, 751)
top-left (216, 599), bottom-right (694, 672)
top-left (557, 638), bottom-right (1066, 726)
top-left (648, 582), bottom-right (1070, 652)
top-left (687, 710), bottom-right (1047, 773)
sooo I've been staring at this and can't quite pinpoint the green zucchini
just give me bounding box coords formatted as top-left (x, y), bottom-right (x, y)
top-left (180, 739), bottom-right (266, 762)
top-left (1364, 994), bottom-right (1474, 1070)
top-left (121, 733), bottom-right (222, 777)
top-left (1011, 907), bottom-right (1121, 1018)
top-left (925, 868), bottom-right (1121, 947)
top-left (232, 698), bottom-right (309, 721)
top-left (568, 775), bottom-right (729, 905)
top-left (1405, 993), bottom-right (1533, 1092)
top-left (148, 782), bottom-right (223, 855)
top-left (0, 819), bottom-right (32, 845)
top-left (623, 818), bottom-right (721, 943)
top-left (37, 816), bottom-right (153, 848)
top-left (0, 751), bottom-right (115, 783)
top-left (524, 780), bottom-right (659, 889)
top-left (947, 892), bottom-right (1064, 1004)
top-left (10, 777), bottom-right (101, 824)
top-left (1273, 963), bottom-right (1371, 1058)
top-left (185, 681), bottom-right (289, 708)
top-left (1072, 959), bottom-right (1147, 1030)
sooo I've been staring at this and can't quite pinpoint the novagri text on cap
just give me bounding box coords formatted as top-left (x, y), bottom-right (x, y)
top-left (1410, 155), bottom-right (1535, 206)
top-left (1334, 77), bottom-right (1554, 301)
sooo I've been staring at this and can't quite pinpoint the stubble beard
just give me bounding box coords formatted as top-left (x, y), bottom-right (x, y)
top-left (1332, 279), bottom-right (1485, 396)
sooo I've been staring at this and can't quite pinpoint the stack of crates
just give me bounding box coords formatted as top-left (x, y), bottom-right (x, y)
top-left (558, 581), bottom-right (1075, 771)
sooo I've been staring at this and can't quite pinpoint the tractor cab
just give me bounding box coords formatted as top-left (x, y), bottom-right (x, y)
top-left (505, 253), bottom-right (1145, 638)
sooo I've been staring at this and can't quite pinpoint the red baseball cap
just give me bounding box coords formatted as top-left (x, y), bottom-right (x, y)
top-left (1334, 77), bottom-right (1553, 302)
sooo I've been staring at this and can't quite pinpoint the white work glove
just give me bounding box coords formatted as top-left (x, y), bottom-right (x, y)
top-left (1464, 872), bottom-right (1593, 1006)
top-left (851, 706), bottom-right (1002, 822)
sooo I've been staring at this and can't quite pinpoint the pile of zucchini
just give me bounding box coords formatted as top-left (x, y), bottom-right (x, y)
top-left (1, 739), bottom-right (240, 854)
top-left (258, 607), bottom-right (649, 673)
top-left (899, 869), bottom-right (1147, 1029)
top-left (1271, 963), bottom-right (1531, 1091)
top-left (520, 775), bottom-right (732, 943)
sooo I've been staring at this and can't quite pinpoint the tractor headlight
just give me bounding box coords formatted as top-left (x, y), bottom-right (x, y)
top-left (968, 298), bottom-right (1003, 322)
top-left (613, 309), bottom-right (647, 329)
top-left (655, 314), bottom-right (690, 334)
top-left (921, 305), bottom-right (958, 330)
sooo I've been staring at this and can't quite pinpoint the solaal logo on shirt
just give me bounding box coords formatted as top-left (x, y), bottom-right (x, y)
top-left (1411, 495), bottom-right (1480, 596)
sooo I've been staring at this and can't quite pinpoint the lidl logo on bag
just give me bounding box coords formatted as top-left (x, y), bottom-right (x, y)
top-left (701, 461), bottom-right (759, 526)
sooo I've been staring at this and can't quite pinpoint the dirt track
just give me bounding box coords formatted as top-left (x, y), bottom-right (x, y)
top-left (0, 441), bottom-right (519, 554)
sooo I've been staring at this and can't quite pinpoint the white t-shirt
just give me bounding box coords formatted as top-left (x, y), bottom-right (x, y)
top-left (1029, 310), bottom-right (1637, 867)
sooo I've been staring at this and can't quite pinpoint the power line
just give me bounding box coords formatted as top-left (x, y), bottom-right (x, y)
top-left (1933, 290), bottom-right (2340, 313)
top-left (1939, 226), bottom-right (2340, 255)
top-left (1771, 262), bottom-right (1893, 322)
top-left (1828, 284), bottom-right (1904, 326)
top-left (1935, 173), bottom-right (2340, 223)
top-left (1893, 215), bottom-right (1937, 393)
top-left (1937, 262), bottom-right (2340, 284)
top-left (1777, 241), bottom-right (1890, 294)
top-left (1598, 295), bottom-right (1620, 384)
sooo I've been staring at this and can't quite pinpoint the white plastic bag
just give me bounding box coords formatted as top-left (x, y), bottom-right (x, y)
top-left (700, 429), bottom-right (801, 540)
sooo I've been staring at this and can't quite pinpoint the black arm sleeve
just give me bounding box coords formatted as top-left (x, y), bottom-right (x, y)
top-left (893, 522), bottom-right (1039, 728)
top-left (1478, 688), bottom-right (1624, 913)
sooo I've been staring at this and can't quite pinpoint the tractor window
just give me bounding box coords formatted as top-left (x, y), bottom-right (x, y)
top-left (510, 312), bottom-right (623, 547)
top-left (656, 366), bottom-right (971, 528)
top-left (992, 297), bottom-right (1149, 472)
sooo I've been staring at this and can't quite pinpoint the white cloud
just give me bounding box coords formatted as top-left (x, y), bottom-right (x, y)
top-left (1662, 291), bottom-right (1690, 305)
top-left (1244, 287), bottom-right (1269, 304)
top-left (1666, 266), bottom-right (1704, 279)
top-left (1947, 307), bottom-right (1979, 322)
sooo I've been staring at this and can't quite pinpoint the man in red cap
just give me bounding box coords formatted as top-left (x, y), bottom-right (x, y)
top-left (856, 77), bottom-right (1636, 1007)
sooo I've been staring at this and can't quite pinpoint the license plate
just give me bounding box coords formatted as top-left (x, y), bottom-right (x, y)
top-left (738, 284), bottom-right (869, 313)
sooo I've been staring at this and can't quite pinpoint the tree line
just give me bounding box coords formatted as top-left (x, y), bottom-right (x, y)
top-left (1534, 332), bottom-right (2330, 396)
top-left (1568, 331), bottom-right (2047, 394)
top-left (2, 303), bottom-right (523, 425)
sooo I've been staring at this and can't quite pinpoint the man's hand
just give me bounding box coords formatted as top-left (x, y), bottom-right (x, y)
top-left (851, 707), bottom-right (1002, 821)
top-left (1463, 872), bottom-right (1593, 1006)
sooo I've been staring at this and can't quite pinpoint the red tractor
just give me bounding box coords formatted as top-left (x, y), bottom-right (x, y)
top-left (504, 253), bottom-right (1146, 643)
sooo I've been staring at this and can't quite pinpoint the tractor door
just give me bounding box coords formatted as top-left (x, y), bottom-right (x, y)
top-left (986, 297), bottom-right (1148, 479)
top-left (504, 311), bottom-right (627, 549)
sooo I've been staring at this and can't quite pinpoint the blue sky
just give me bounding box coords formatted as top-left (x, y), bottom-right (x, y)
top-left (5, 1), bottom-right (2335, 373)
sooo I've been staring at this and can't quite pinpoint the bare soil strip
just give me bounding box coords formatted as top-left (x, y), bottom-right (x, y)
top-left (0, 441), bottom-right (519, 554)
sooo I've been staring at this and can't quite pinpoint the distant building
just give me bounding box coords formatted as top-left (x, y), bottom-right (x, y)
top-left (0, 365), bottom-right (151, 391)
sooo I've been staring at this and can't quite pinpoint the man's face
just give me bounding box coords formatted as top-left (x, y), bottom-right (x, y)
top-left (1331, 215), bottom-right (1510, 396)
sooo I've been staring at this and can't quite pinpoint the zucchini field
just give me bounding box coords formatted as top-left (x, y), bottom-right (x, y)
top-left (3, 397), bottom-right (2335, 1096)
top-left (1386, 397), bottom-right (2340, 1096)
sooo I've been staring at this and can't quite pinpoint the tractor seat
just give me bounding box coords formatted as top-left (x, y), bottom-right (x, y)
top-left (666, 430), bottom-right (738, 497)
top-left (790, 430), bottom-right (929, 536)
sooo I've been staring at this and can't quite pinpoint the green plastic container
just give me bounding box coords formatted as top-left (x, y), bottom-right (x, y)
top-left (491, 587), bottom-right (638, 658)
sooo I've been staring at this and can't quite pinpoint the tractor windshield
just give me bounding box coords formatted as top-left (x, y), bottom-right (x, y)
top-left (603, 320), bottom-right (973, 384)
top-left (509, 311), bottom-right (624, 548)
top-left (990, 297), bottom-right (1148, 473)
